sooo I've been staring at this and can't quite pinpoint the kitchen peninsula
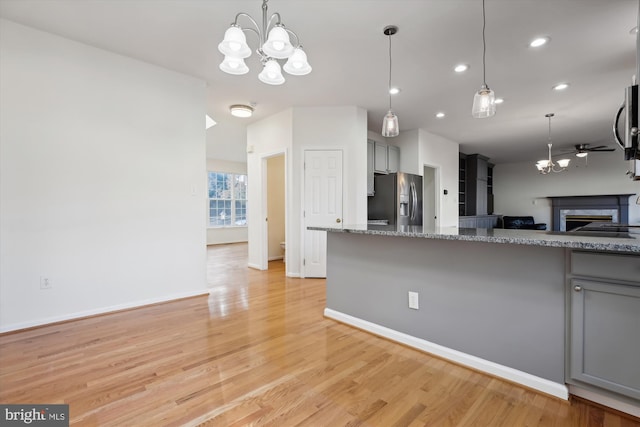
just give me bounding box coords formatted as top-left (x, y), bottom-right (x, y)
top-left (310, 224), bottom-right (640, 416)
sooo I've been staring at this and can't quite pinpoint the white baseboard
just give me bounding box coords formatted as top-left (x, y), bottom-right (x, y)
top-left (569, 385), bottom-right (640, 418)
top-left (247, 263), bottom-right (263, 270)
top-left (324, 308), bottom-right (569, 400)
top-left (268, 255), bottom-right (284, 261)
top-left (286, 272), bottom-right (300, 278)
top-left (0, 289), bottom-right (210, 333)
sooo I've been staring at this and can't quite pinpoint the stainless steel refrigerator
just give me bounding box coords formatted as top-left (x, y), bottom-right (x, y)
top-left (368, 172), bottom-right (423, 226)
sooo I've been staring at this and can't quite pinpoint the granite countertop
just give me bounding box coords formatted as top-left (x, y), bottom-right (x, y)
top-left (308, 224), bottom-right (640, 253)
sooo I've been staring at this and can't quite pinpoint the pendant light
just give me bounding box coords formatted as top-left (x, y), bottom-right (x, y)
top-left (382, 25), bottom-right (399, 137)
top-left (472, 0), bottom-right (496, 118)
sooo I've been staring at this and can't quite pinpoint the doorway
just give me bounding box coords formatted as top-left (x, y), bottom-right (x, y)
top-left (261, 152), bottom-right (286, 271)
top-left (423, 165), bottom-right (439, 229)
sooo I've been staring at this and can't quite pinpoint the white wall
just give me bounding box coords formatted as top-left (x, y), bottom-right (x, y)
top-left (206, 120), bottom-right (247, 163)
top-left (247, 106), bottom-right (367, 277)
top-left (247, 109), bottom-right (293, 271)
top-left (380, 128), bottom-right (459, 227)
top-left (206, 159), bottom-right (248, 245)
top-left (0, 20), bottom-right (207, 332)
top-left (494, 151), bottom-right (640, 227)
top-left (267, 155), bottom-right (285, 260)
top-left (418, 129), bottom-right (460, 227)
top-left (385, 129), bottom-right (421, 175)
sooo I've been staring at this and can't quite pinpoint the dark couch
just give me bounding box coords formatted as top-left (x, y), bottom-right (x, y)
top-left (502, 216), bottom-right (547, 230)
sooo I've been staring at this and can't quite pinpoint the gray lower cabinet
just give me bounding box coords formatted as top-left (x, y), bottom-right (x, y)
top-left (568, 257), bottom-right (640, 401)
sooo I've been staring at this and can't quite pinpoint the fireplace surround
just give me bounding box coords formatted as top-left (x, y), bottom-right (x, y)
top-left (548, 194), bottom-right (634, 231)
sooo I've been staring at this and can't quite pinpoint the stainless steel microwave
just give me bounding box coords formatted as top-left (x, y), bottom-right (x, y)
top-left (614, 84), bottom-right (639, 179)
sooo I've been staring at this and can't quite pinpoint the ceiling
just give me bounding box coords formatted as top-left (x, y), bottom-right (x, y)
top-left (0, 0), bottom-right (637, 163)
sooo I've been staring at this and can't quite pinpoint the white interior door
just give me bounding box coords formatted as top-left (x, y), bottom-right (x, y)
top-left (304, 150), bottom-right (343, 278)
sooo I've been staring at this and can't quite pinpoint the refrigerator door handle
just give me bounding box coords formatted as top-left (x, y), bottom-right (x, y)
top-left (410, 181), bottom-right (417, 221)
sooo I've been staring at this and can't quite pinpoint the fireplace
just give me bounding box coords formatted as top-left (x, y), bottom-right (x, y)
top-left (548, 194), bottom-right (634, 231)
top-left (565, 214), bottom-right (613, 231)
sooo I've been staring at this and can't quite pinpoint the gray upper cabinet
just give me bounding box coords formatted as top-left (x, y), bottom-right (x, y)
top-left (387, 145), bottom-right (399, 173)
top-left (373, 141), bottom-right (399, 174)
top-left (374, 141), bottom-right (388, 173)
top-left (568, 252), bottom-right (640, 402)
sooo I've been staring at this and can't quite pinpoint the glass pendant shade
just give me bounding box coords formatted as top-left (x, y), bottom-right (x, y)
top-left (258, 59), bottom-right (285, 85)
top-left (382, 110), bottom-right (399, 137)
top-left (218, 26), bottom-right (251, 58)
top-left (557, 158), bottom-right (571, 168)
top-left (472, 85), bottom-right (496, 118)
top-left (283, 47), bottom-right (312, 75)
top-left (219, 56), bottom-right (249, 75)
top-left (262, 25), bottom-right (294, 59)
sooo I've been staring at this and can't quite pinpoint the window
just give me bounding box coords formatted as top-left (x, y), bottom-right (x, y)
top-left (208, 172), bottom-right (248, 227)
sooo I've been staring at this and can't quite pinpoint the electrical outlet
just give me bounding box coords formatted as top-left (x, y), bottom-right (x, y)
top-left (40, 276), bottom-right (52, 290)
top-left (408, 291), bottom-right (419, 310)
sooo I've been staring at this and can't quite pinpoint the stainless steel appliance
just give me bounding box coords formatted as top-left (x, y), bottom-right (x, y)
top-left (368, 172), bottom-right (423, 226)
top-left (613, 3), bottom-right (639, 179)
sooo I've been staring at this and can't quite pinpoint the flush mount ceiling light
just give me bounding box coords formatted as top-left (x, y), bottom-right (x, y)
top-left (552, 82), bottom-right (570, 91)
top-left (230, 104), bottom-right (254, 118)
top-left (436, 112), bottom-right (446, 118)
top-left (218, 0), bottom-right (311, 85)
top-left (471, 0), bottom-right (496, 118)
top-left (529, 36), bottom-right (550, 47)
top-left (382, 25), bottom-right (400, 138)
top-left (535, 113), bottom-right (570, 174)
top-left (454, 64), bottom-right (469, 73)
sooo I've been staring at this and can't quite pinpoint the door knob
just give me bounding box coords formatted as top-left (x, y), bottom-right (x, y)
top-left (336, 218), bottom-right (341, 223)
top-left (574, 285), bottom-right (582, 292)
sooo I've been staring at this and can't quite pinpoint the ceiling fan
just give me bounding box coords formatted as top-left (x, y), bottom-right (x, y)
top-left (560, 143), bottom-right (616, 158)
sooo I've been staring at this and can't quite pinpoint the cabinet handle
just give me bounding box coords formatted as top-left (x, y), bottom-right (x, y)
top-left (574, 285), bottom-right (582, 292)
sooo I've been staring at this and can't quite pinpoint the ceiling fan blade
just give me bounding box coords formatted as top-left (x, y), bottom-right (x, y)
top-left (589, 147), bottom-right (615, 152)
top-left (554, 150), bottom-right (576, 156)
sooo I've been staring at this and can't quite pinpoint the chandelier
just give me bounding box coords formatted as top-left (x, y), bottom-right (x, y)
top-left (536, 113), bottom-right (570, 174)
top-left (217, 0), bottom-right (312, 85)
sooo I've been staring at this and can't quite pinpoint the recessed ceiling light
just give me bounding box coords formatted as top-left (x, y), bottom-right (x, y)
top-left (229, 104), bottom-right (254, 118)
top-left (529, 36), bottom-right (550, 48)
top-left (454, 64), bottom-right (469, 73)
top-left (552, 82), bottom-right (570, 91)
top-left (435, 112), bottom-right (446, 118)
top-left (389, 87), bottom-right (401, 95)
top-left (494, 98), bottom-right (504, 104)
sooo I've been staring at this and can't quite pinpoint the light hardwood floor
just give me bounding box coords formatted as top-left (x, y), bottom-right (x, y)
top-left (1, 243), bottom-right (638, 426)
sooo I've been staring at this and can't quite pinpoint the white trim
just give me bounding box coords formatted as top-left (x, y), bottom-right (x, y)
top-left (268, 255), bottom-right (284, 261)
top-left (0, 290), bottom-right (210, 334)
top-left (569, 385), bottom-right (640, 418)
top-left (324, 308), bottom-right (569, 400)
top-left (247, 262), bottom-right (263, 270)
top-left (286, 273), bottom-right (301, 278)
